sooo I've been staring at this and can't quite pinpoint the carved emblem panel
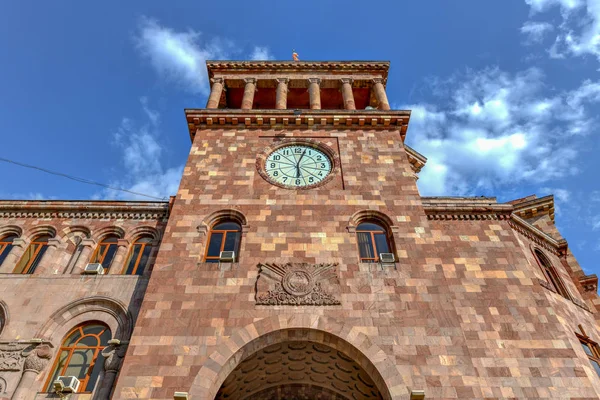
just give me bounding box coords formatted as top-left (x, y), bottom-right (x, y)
top-left (256, 263), bottom-right (341, 306)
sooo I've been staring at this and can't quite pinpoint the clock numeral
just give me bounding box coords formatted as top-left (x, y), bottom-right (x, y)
top-left (273, 171), bottom-right (278, 176)
top-left (283, 150), bottom-right (290, 155)
top-left (295, 148), bottom-right (302, 153)
top-left (295, 179), bottom-right (301, 185)
top-left (283, 177), bottom-right (288, 182)
top-left (308, 177), bottom-right (314, 183)
top-left (320, 163), bottom-right (326, 168)
top-left (318, 171), bottom-right (323, 176)
top-left (273, 155), bottom-right (280, 160)
top-left (270, 163), bottom-right (276, 168)
top-left (316, 155), bottom-right (322, 161)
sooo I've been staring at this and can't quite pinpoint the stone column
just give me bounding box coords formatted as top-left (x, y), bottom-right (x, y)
top-left (72, 238), bottom-right (96, 274)
top-left (95, 342), bottom-right (127, 400)
top-left (372, 78), bottom-right (390, 110)
top-left (241, 78), bottom-right (257, 110)
top-left (0, 238), bottom-right (26, 274)
top-left (275, 78), bottom-right (289, 109)
top-left (33, 238), bottom-right (62, 274)
top-left (108, 239), bottom-right (130, 275)
top-left (11, 345), bottom-right (52, 400)
top-left (206, 78), bottom-right (224, 109)
top-left (340, 78), bottom-right (356, 110)
top-left (308, 78), bottom-right (321, 110)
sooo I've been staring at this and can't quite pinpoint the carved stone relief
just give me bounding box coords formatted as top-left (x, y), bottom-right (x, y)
top-left (0, 342), bottom-right (53, 372)
top-left (256, 263), bottom-right (341, 306)
top-left (0, 376), bottom-right (6, 394)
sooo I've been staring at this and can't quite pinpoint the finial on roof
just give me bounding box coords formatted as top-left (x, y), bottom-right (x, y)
top-left (292, 49), bottom-right (299, 61)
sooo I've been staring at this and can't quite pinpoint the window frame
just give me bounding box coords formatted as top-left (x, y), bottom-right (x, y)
top-left (203, 221), bottom-right (242, 263)
top-left (533, 248), bottom-right (570, 299)
top-left (90, 235), bottom-right (119, 272)
top-left (44, 323), bottom-right (110, 393)
top-left (123, 236), bottom-right (153, 275)
top-left (13, 235), bottom-right (51, 274)
top-left (577, 332), bottom-right (600, 378)
top-left (355, 220), bottom-right (393, 263)
top-left (0, 234), bottom-right (17, 267)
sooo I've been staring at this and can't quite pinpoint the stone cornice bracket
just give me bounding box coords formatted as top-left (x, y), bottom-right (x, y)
top-left (22, 344), bottom-right (52, 373)
top-left (579, 274), bottom-right (598, 293)
top-left (509, 214), bottom-right (568, 256)
top-left (512, 194), bottom-right (555, 222)
top-left (101, 341), bottom-right (128, 373)
top-left (404, 144), bottom-right (427, 175)
top-left (423, 204), bottom-right (513, 221)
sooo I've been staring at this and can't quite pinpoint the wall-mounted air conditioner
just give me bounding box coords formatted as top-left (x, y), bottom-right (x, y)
top-left (53, 376), bottom-right (80, 393)
top-left (83, 263), bottom-right (104, 275)
top-left (219, 251), bottom-right (235, 262)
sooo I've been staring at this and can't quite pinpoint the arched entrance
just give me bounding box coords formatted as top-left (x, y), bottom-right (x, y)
top-left (216, 340), bottom-right (383, 399)
top-left (189, 316), bottom-right (400, 400)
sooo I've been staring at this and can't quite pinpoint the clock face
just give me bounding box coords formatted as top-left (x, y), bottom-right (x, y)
top-left (265, 145), bottom-right (332, 188)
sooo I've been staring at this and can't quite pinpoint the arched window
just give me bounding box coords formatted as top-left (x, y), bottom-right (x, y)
top-left (204, 221), bottom-right (241, 263)
top-left (90, 236), bottom-right (119, 272)
top-left (13, 235), bottom-right (51, 274)
top-left (534, 249), bottom-right (569, 298)
top-left (356, 221), bottom-right (392, 263)
top-left (0, 234), bottom-right (17, 267)
top-left (45, 323), bottom-right (111, 393)
top-left (124, 236), bottom-right (153, 275)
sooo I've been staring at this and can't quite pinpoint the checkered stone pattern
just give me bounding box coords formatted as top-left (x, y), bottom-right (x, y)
top-left (114, 127), bottom-right (600, 400)
top-left (0, 203), bottom-right (168, 397)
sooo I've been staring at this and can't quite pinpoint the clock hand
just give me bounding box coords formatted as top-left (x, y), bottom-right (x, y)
top-left (296, 150), bottom-right (306, 178)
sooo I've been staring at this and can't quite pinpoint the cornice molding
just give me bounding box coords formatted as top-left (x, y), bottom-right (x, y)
top-left (185, 109), bottom-right (411, 141)
top-left (509, 214), bottom-right (567, 256)
top-left (404, 144), bottom-right (427, 175)
top-left (207, 60), bottom-right (390, 78)
top-left (512, 195), bottom-right (555, 222)
top-left (422, 197), bottom-right (511, 220)
top-left (0, 201), bottom-right (170, 221)
top-left (579, 274), bottom-right (598, 293)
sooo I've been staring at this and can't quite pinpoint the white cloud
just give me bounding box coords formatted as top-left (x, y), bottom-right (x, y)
top-left (405, 67), bottom-right (597, 196)
top-left (521, 21), bottom-right (554, 43)
top-left (523, 0), bottom-right (600, 62)
top-left (101, 99), bottom-right (183, 201)
top-left (135, 17), bottom-right (274, 93)
top-left (250, 46), bottom-right (274, 60)
top-left (592, 215), bottom-right (600, 230)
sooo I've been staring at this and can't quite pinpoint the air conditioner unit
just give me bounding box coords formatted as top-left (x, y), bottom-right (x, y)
top-left (174, 392), bottom-right (189, 400)
top-left (53, 376), bottom-right (80, 393)
top-left (83, 263), bottom-right (104, 275)
top-left (219, 251), bottom-right (235, 262)
top-left (379, 253), bottom-right (395, 263)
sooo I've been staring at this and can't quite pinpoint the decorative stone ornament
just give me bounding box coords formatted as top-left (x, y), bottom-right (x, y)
top-left (256, 263), bottom-right (341, 306)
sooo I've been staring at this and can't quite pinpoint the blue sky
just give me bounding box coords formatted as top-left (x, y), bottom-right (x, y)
top-left (1, 1), bottom-right (599, 273)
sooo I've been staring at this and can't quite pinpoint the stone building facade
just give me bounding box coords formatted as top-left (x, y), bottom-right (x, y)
top-left (1, 61), bottom-right (600, 400)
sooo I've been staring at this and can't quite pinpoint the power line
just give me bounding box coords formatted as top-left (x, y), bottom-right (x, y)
top-left (0, 157), bottom-right (168, 201)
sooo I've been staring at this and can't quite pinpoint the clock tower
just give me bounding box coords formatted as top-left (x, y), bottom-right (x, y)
top-left (113, 61), bottom-right (600, 400)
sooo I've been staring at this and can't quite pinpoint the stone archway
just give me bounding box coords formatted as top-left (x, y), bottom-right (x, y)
top-left (216, 339), bottom-right (383, 399)
top-left (189, 315), bottom-right (402, 400)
